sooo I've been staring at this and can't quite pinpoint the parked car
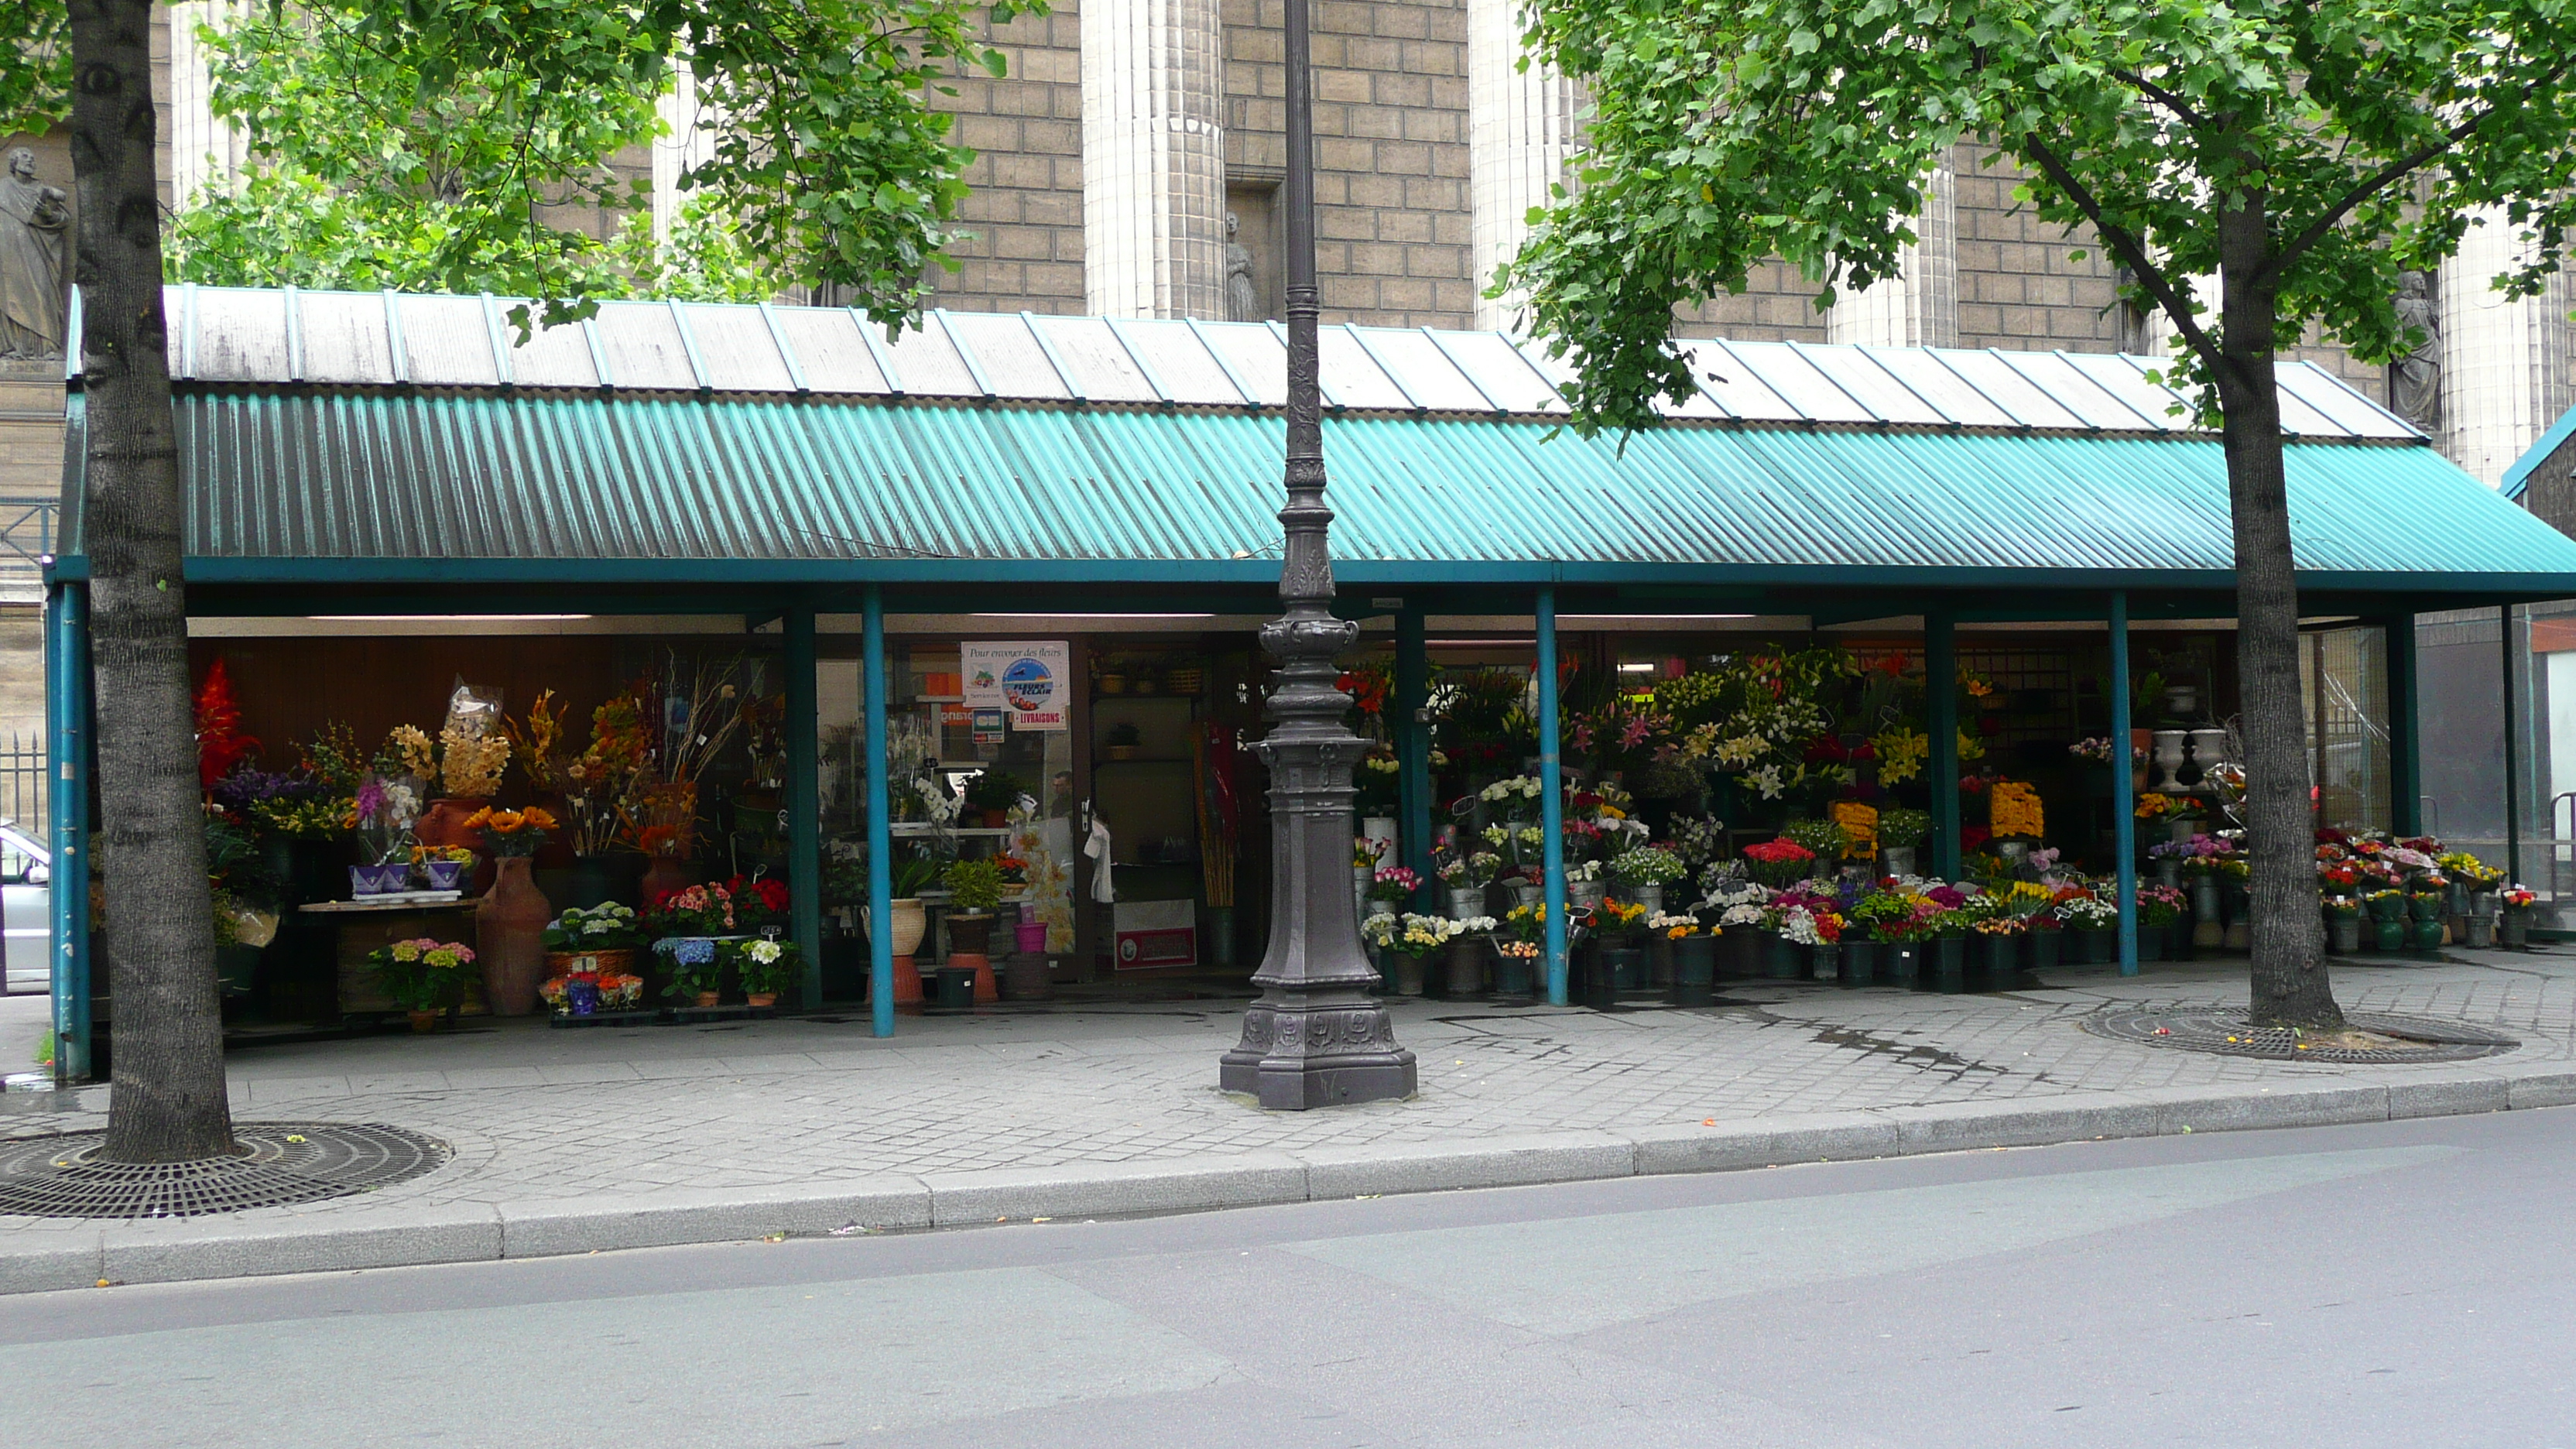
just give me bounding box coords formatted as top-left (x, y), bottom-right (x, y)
top-left (0, 820), bottom-right (50, 995)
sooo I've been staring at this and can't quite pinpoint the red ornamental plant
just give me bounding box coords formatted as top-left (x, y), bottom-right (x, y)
top-left (194, 659), bottom-right (261, 788)
top-left (724, 874), bottom-right (791, 927)
top-left (1741, 837), bottom-right (1815, 888)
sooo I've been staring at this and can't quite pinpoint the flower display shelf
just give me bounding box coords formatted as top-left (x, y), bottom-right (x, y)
top-left (546, 1009), bottom-right (662, 1030)
top-left (665, 1003), bottom-right (780, 1025)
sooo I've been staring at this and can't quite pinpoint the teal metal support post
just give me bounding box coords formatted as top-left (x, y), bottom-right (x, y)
top-left (1396, 610), bottom-right (1433, 907)
top-left (2504, 605), bottom-right (2523, 886)
top-left (863, 586), bottom-right (895, 1038)
top-left (2109, 592), bottom-right (2138, 976)
top-left (1537, 588), bottom-right (1567, 1005)
top-left (46, 584), bottom-right (91, 1083)
top-left (1926, 608), bottom-right (1961, 880)
top-left (2386, 614), bottom-right (2422, 835)
top-left (785, 605), bottom-right (823, 1007)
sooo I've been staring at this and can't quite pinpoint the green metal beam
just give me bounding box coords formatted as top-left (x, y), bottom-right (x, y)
top-left (2386, 612), bottom-right (2423, 835)
top-left (1927, 608), bottom-right (1961, 880)
top-left (2110, 592), bottom-right (2138, 976)
top-left (785, 605), bottom-right (823, 1006)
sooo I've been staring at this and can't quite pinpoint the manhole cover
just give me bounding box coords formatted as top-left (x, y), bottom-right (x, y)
top-left (2080, 1009), bottom-right (2519, 1064)
top-left (0, 1122), bottom-right (449, 1219)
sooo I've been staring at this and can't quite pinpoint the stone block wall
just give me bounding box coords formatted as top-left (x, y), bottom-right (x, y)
top-left (933, 3), bottom-right (1089, 315)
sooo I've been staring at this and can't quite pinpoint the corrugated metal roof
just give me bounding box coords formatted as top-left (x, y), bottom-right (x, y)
top-left (141, 284), bottom-right (2425, 441)
top-left (66, 386), bottom-right (2576, 589)
top-left (2504, 403), bottom-right (2576, 499)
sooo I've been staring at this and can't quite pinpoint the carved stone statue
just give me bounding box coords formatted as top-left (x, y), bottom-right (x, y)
top-left (0, 148), bottom-right (70, 362)
top-left (1223, 211), bottom-right (1262, 324)
top-left (2389, 269), bottom-right (2441, 430)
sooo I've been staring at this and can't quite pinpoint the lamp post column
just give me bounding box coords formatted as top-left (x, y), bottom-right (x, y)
top-left (1218, 0), bottom-right (1416, 1108)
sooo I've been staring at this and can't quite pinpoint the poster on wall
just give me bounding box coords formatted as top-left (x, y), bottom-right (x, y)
top-left (964, 640), bottom-right (1070, 731)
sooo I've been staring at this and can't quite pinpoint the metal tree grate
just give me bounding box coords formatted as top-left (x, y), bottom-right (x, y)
top-left (0, 1122), bottom-right (449, 1219)
top-left (2080, 1008), bottom-right (2519, 1064)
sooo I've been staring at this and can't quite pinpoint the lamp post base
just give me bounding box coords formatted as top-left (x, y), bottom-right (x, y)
top-left (1220, 998), bottom-right (1417, 1108)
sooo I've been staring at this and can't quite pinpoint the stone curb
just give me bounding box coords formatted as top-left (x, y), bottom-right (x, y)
top-left (5, 1067), bottom-right (2573, 1297)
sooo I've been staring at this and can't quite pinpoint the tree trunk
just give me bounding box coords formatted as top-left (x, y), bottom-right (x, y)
top-left (70, 0), bottom-right (237, 1161)
top-left (2215, 196), bottom-right (2343, 1030)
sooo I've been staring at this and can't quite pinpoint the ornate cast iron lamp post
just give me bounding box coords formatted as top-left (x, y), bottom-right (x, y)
top-left (1218, 0), bottom-right (1416, 1109)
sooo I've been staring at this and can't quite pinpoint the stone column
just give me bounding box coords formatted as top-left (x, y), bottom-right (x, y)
top-left (2440, 210), bottom-right (2575, 485)
top-left (1827, 155), bottom-right (1957, 348)
top-left (1081, 0), bottom-right (1228, 319)
top-left (166, 2), bottom-right (252, 207)
top-left (1467, 0), bottom-right (1580, 331)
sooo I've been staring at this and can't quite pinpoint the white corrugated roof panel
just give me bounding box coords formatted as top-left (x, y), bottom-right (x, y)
top-left (1857, 347), bottom-right (2017, 426)
top-left (1310, 325), bottom-right (1411, 409)
top-left (769, 308), bottom-right (890, 395)
top-left (1673, 338), bottom-right (1797, 421)
top-left (2276, 361), bottom-right (2415, 440)
top-left (1351, 327), bottom-right (1495, 412)
top-left (503, 314), bottom-right (601, 389)
top-left (295, 290), bottom-right (396, 385)
top-left (189, 288), bottom-right (292, 384)
top-left (1196, 321), bottom-right (1288, 406)
top-left (2050, 351), bottom-right (2192, 432)
top-left (1030, 317), bottom-right (1161, 403)
top-left (679, 303), bottom-right (795, 393)
top-left (876, 316), bottom-right (981, 398)
top-left (1927, 349), bottom-right (2087, 429)
top-left (1717, 341), bottom-right (1874, 422)
top-left (1433, 331), bottom-right (1563, 413)
top-left (1993, 351), bottom-right (2154, 430)
top-left (591, 303), bottom-right (697, 390)
top-left (1796, 343), bottom-right (1947, 424)
top-left (1111, 319), bottom-right (1247, 405)
top-left (396, 294), bottom-right (503, 388)
top-left (940, 311), bottom-right (1070, 400)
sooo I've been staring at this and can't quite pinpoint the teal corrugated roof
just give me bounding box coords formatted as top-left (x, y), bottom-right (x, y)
top-left (2503, 403), bottom-right (2576, 499)
top-left (60, 386), bottom-right (2576, 592)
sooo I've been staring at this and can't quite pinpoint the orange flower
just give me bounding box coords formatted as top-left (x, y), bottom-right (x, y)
top-left (462, 807), bottom-right (495, 831)
top-left (519, 807), bottom-right (559, 831)
top-left (486, 809), bottom-right (527, 834)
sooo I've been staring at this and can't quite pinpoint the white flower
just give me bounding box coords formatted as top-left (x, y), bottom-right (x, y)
top-left (1646, 912), bottom-right (1697, 931)
top-left (1746, 763), bottom-right (1785, 800)
top-left (1453, 915), bottom-right (1499, 933)
top-left (1719, 903), bottom-right (1766, 927)
top-left (747, 939), bottom-right (783, 964)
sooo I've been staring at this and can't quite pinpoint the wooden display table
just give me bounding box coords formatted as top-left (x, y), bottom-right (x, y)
top-left (300, 896), bottom-right (486, 1017)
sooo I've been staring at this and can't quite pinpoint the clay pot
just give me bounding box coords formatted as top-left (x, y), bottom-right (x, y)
top-left (417, 798), bottom-right (498, 894)
top-left (745, 992), bottom-right (777, 1009)
top-left (694, 990), bottom-right (721, 1008)
top-left (475, 856), bottom-right (553, 1016)
top-left (406, 1009), bottom-right (439, 1033)
top-left (640, 852), bottom-right (702, 906)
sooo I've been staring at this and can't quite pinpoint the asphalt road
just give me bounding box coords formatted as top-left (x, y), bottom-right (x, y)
top-left (5, 1106), bottom-right (2569, 1448)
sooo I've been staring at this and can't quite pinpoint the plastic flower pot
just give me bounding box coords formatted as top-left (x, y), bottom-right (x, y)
top-left (1840, 938), bottom-right (1876, 988)
top-left (1886, 942), bottom-right (1921, 987)
top-left (1810, 942), bottom-right (1841, 984)
top-left (1670, 936), bottom-right (1718, 1005)
top-left (1581, 947), bottom-right (1619, 1009)
top-left (2373, 919), bottom-right (2406, 952)
top-left (1975, 934), bottom-right (2018, 989)
top-left (424, 859), bottom-right (467, 891)
top-left (567, 978), bottom-right (600, 1016)
top-left (2028, 927), bottom-right (2061, 972)
top-left (1014, 920), bottom-right (1049, 954)
top-left (2136, 927), bottom-right (2166, 963)
top-left (1932, 933), bottom-right (1966, 992)
top-left (1492, 947), bottom-right (1536, 997)
top-left (2409, 918), bottom-right (2445, 954)
top-left (2078, 929), bottom-right (2115, 964)
top-left (934, 966), bottom-right (977, 1009)
top-left (1762, 937), bottom-right (1803, 979)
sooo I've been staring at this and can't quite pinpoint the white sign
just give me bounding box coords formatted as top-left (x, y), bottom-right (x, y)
top-left (963, 640), bottom-right (1070, 732)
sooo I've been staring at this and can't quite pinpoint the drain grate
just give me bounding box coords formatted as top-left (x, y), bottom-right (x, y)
top-left (2081, 1008), bottom-right (2519, 1064)
top-left (0, 1122), bottom-right (450, 1219)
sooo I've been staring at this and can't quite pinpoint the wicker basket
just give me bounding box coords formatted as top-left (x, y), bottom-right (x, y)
top-left (545, 948), bottom-right (637, 977)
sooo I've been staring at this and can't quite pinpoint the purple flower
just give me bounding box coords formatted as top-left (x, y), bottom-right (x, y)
top-left (1926, 886), bottom-right (1966, 909)
top-left (354, 777), bottom-right (387, 820)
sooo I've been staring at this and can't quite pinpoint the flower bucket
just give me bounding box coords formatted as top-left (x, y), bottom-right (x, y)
top-left (2078, 929), bottom-right (2115, 964)
top-left (2501, 906), bottom-right (2530, 948)
top-left (1931, 933), bottom-right (1966, 992)
top-left (1810, 943), bottom-right (1841, 984)
top-left (2028, 928), bottom-right (2061, 972)
top-left (2328, 917), bottom-right (2362, 955)
top-left (1975, 934), bottom-right (2017, 989)
top-left (1632, 882), bottom-right (1665, 916)
top-left (1014, 920), bottom-right (1049, 954)
top-left (2372, 919), bottom-right (2405, 952)
top-left (1762, 937), bottom-right (1802, 979)
top-left (1671, 935), bottom-right (1718, 1003)
top-left (1570, 879), bottom-right (1608, 912)
top-left (2409, 918), bottom-right (2444, 954)
top-left (1839, 938), bottom-right (1875, 988)
top-left (1886, 942), bottom-right (1921, 987)
top-left (2465, 916), bottom-right (2494, 949)
top-left (1492, 947), bottom-right (1536, 997)
top-left (1444, 938), bottom-right (1486, 998)
top-left (1447, 887), bottom-right (1488, 921)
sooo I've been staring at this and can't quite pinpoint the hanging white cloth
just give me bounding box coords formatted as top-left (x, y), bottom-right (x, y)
top-left (1084, 817), bottom-right (1117, 903)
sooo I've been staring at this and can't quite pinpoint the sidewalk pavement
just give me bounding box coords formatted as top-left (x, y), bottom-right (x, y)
top-left (6, 949), bottom-right (2575, 1295)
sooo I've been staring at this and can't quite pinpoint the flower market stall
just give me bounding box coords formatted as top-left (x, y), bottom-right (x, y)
top-left (38, 285), bottom-right (2576, 1073)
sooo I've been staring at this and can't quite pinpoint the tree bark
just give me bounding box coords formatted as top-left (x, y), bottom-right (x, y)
top-left (2214, 192), bottom-right (2343, 1030)
top-left (70, 0), bottom-right (237, 1161)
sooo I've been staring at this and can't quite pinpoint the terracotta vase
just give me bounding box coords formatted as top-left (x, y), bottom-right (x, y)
top-left (694, 990), bottom-right (721, 1008)
top-left (640, 851), bottom-right (702, 905)
top-left (406, 1009), bottom-right (439, 1033)
top-left (417, 797), bottom-right (498, 894)
top-left (476, 856), bottom-right (553, 1016)
top-left (745, 991), bottom-right (777, 1009)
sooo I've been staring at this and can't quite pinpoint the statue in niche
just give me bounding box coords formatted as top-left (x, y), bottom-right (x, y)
top-left (2389, 269), bottom-right (2441, 431)
top-left (0, 148), bottom-right (70, 362)
top-left (1224, 211), bottom-right (1263, 324)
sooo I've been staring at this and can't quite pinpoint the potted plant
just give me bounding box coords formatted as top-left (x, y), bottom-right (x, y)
top-left (1971, 916), bottom-right (2025, 990)
top-left (1360, 911), bottom-right (1439, 996)
top-left (1654, 912), bottom-right (1718, 1004)
top-left (1876, 808), bottom-right (1930, 878)
top-left (1496, 904), bottom-right (1547, 995)
top-left (964, 769), bottom-right (1026, 827)
top-left (2322, 896), bottom-right (2363, 955)
top-left (1607, 844), bottom-right (1688, 915)
top-left (1366, 863), bottom-right (1422, 917)
top-left (2133, 883), bottom-right (2185, 961)
top-left (1104, 721), bottom-right (1143, 762)
top-left (2500, 886), bottom-right (2537, 947)
top-left (1443, 914), bottom-right (1498, 997)
top-left (659, 936), bottom-right (724, 1006)
top-left (1782, 818), bottom-right (1847, 879)
top-left (734, 934), bottom-right (799, 1008)
top-left (370, 937), bottom-right (478, 1031)
top-left (2053, 892), bottom-right (2115, 963)
top-left (1439, 851), bottom-right (1502, 920)
top-left (543, 902), bottom-right (642, 981)
top-left (1592, 897), bottom-right (1649, 990)
top-left (943, 857), bottom-right (1006, 955)
top-left (1740, 837), bottom-right (1817, 889)
top-left (468, 805), bottom-right (558, 1016)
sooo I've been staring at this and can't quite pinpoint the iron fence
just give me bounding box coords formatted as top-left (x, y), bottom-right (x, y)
top-left (0, 730), bottom-right (42, 831)
top-left (0, 497), bottom-right (53, 585)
